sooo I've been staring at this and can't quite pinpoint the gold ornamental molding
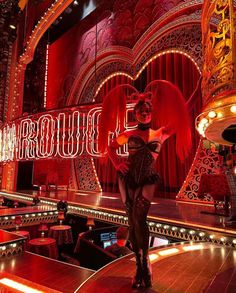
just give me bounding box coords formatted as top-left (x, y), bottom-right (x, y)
top-left (196, 0), bottom-right (236, 144)
top-left (20, 0), bottom-right (74, 65)
top-left (201, 0), bottom-right (236, 101)
top-left (11, 0), bottom-right (74, 120)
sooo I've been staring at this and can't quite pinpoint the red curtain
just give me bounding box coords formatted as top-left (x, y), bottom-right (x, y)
top-left (147, 53), bottom-right (201, 196)
top-left (94, 53), bottom-right (202, 196)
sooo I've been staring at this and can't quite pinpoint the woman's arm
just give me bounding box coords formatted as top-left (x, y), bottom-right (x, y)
top-left (107, 133), bottom-right (129, 175)
top-left (155, 126), bottom-right (175, 144)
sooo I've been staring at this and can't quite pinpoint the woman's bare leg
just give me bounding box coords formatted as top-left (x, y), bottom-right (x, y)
top-left (118, 178), bottom-right (143, 287)
top-left (118, 177), bottom-right (127, 204)
top-left (133, 184), bottom-right (156, 287)
top-left (142, 184), bottom-right (156, 202)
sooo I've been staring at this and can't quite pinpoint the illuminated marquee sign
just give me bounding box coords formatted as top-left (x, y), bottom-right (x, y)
top-left (0, 104), bottom-right (135, 162)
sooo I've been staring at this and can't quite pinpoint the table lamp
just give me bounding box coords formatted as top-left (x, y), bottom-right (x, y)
top-left (38, 223), bottom-right (48, 238)
top-left (14, 215), bottom-right (22, 231)
top-left (58, 211), bottom-right (65, 225)
top-left (13, 201), bottom-right (19, 208)
top-left (86, 217), bottom-right (95, 230)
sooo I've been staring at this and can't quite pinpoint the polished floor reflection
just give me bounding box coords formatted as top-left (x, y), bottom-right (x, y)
top-left (77, 242), bottom-right (236, 293)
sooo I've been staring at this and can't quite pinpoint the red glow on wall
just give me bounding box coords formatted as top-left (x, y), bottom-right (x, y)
top-left (33, 159), bottom-right (70, 187)
top-left (47, 13), bottom-right (113, 109)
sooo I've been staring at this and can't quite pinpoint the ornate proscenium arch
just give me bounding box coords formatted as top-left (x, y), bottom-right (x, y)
top-left (5, 0), bottom-right (223, 196)
top-left (39, 1), bottom-right (205, 193)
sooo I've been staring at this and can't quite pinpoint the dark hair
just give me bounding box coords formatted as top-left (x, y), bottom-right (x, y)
top-left (134, 100), bottom-right (152, 114)
top-left (116, 226), bottom-right (129, 240)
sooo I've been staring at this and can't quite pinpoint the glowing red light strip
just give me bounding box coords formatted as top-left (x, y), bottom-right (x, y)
top-left (44, 44), bottom-right (49, 108)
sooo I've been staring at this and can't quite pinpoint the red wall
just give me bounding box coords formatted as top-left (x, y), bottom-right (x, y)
top-left (33, 159), bottom-right (71, 186)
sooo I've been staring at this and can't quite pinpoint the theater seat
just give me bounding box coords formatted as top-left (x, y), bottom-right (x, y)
top-left (76, 237), bottom-right (116, 270)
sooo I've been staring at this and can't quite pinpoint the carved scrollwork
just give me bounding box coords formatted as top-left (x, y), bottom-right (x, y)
top-left (74, 156), bottom-right (101, 191)
top-left (177, 139), bottom-right (222, 202)
top-left (201, 0), bottom-right (235, 104)
top-left (81, 24), bottom-right (202, 104)
top-left (0, 242), bottom-right (24, 257)
top-left (140, 24), bottom-right (202, 68)
top-left (0, 214), bottom-right (58, 229)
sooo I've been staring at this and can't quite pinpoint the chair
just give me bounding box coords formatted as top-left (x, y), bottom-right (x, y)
top-left (198, 174), bottom-right (231, 215)
top-left (75, 230), bottom-right (116, 270)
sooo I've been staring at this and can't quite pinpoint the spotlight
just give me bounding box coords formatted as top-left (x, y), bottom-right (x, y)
top-left (233, 165), bottom-right (236, 175)
top-left (208, 111), bottom-right (216, 118)
top-left (230, 105), bottom-right (236, 113)
top-left (9, 24), bottom-right (16, 30)
top-left (73, 0), bottom-right (79, 6)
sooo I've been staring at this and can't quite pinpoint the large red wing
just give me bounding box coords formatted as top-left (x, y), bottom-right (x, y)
top-left (98, 84), bottom-right (138, 153)
top-left (145, 80), bottom-right (192, 161)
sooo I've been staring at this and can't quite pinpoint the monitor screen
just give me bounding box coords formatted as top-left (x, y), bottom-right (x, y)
top-left (100, 232), bottom-right (117, 248)
top-left (149, 236), bottom-right (169, 248)
top-left (103, 240), bottom-right (112, 249)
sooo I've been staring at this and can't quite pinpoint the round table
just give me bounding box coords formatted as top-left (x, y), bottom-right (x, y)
top-left (12, 230), bottom-right (30, 250)
top-left (13, 230), bottom-right (30, 239)
top-left (28, 237), bottom-right (58, 259)
top-left (49, 225), bottom-right (73, 246)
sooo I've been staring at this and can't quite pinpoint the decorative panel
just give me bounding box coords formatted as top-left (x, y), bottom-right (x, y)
top-left (177, 139), bottom-right (222, 202)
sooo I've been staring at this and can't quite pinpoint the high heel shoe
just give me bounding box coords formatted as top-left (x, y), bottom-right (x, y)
top-left (132, 253), bottom-right (143, 288)
top-left (142, 255), bottom-right (152, 288)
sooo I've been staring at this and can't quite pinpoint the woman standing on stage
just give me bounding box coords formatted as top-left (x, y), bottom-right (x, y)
top-left (98, 81), bottom-right (192, 288)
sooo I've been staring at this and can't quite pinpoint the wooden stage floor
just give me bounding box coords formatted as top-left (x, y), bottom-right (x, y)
top-left (0, 252), bottom-right (94, 293)
top-left (1, 242), bottom-right (236, 292)
top-left (77, 242), bottom-right (236, 293)
top-left (16, 189), bottom-right (231, 228)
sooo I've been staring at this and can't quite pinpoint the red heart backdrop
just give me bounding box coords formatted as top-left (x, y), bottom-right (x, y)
top-left (93, 53), bottom-right (201, 196)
